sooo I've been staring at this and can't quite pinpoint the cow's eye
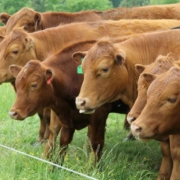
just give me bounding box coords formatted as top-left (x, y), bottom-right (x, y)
top-left (24, 25), bottom-right (28, 31)
top-left (12, 50), bottom-right (18, 54)
top-left (102, 67), bottom-right (109, 73)
top-left (167, 97), bottom-right (177, 103)
top-left (31, 83), bottom-right (38, 88)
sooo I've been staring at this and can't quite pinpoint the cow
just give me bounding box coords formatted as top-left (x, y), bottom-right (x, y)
top-left (0, 8), bottom-right (103, 34)
top-left (2, 3), bottom-right (180, 34)
top-left (127, 55), bottom-right (180, 180)
top-left (127, 54), bottom-right (180, 124)
top-left (131, 65), bottom-right (180, 141)
top-left (8, 40), bottom-right (129, 165)
top-left (75, 30), bottom-right (180, 113)
top-left (126, 54), bottom-right (180, 180)
top-left (102, 3), bottom-right (180, 20)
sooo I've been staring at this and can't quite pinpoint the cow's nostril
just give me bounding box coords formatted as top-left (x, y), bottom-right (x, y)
top-left (127, 116), bottom-right (136, 124)
top-left (9, 111), bottom-right (18, 118)
top-left (80, 99), bottom-right (86, 106)
top-left (135, 126), bottom-right (142, 133)
top-left (76, 98), bottom-right (86, 107)
top-left (131, 124), bottom-right (142, 134)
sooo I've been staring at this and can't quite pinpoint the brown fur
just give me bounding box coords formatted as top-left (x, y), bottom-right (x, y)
top-left (102, 3), bottom-right (180, 20)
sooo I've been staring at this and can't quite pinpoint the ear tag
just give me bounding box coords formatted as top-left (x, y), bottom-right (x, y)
top-left (77, 58), bottom-right (84, 74)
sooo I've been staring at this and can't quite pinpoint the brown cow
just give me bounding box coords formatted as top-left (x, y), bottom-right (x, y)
top-left (127, 54), bottom-right (180, 124)
top-left (2, 3), bottom-right (180, 34)
top-left (8, 40), bottom-right (128, 164)
top-left (126, 54), bottom-right (180, 180)
top-left (128, 56), bottom-right (180, 180)
top-left (75, 30), bottom-right (180, 113)
top-left (102, 3), bottom-right (180, 20)
top-left (131, 66), bottom-right (180, 140)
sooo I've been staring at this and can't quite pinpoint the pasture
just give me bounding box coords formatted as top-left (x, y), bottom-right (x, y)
top-left (0, 83), bottom-right (160, 180)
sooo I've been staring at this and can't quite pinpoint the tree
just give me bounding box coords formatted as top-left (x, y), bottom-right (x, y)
top-left (150, 0), bottom-right (179, 4)
top-left (0, 0), bottom-right (28, 14)
top-left (109, 0), bottom-right (122, 7)
top-left (120, 0), bottom-right (150, 7)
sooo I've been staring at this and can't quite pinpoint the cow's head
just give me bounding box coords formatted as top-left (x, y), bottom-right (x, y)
top-left (9, 60), bottom-right (54, 120)
top-left (73, 38), bottom-right (129, 114)
top-left (131, 66), bottom-right (180, 141)
top-left (127, 54), bottom-right (178, 124)
top-left (0, 28), bottom-right (36, 84)
top-left (4, 7), bottom-right (42, 35)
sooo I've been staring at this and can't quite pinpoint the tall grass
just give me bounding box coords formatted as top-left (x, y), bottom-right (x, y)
top-left (0, 83), bottom-right (161, 180)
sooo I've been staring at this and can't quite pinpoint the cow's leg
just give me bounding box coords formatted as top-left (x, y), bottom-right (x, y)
top-left (34, 108), bottom-right (50, 146)
top-left (157, 140), bottom-right (172, 180)
top-left (170, 135), bottom-right (180, 180)
top-left (42, 107), bottom-right (51, 140)
top-left (56, 127), bottom-right (75, 164)
top-left (88, 108), bottom-right (108, 166)
top-left (42, 110), bottom-right (61, 159)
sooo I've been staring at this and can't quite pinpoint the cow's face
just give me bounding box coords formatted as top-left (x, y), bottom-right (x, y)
top-left (5, 7), bottom-right (37, 35)
top-left (131, 67), bottom-right (180, 141)
top-left (127, 54), bottom-right (177, 124)
top-left (9, 60), bottom-right (53, 120)
top-left (0, 29), bottom-right (36, 83)
top-left (74, 40), bottom-right (129, 114)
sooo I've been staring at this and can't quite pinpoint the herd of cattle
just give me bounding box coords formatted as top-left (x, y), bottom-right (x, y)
top-left (1, 3), bottom-right (180, 180)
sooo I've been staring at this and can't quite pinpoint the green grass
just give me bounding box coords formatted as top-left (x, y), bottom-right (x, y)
top-left (0, 83), bottom-right (161, 180)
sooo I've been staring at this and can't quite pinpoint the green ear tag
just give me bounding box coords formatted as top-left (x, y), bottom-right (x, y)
top-left (77, 58), bottom-right (84, 74)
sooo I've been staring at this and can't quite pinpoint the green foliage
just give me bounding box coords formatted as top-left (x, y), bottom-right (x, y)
top-left (120, 0), bottom-right (150, 7)
top-left (0, 0), bottom-right (29, 14)
top-left (109, 0), bottom-right (122, 7)
top-left (55, 0), bottom-right (113, 12)
top-left (150, 0), bottom-right (180, 4)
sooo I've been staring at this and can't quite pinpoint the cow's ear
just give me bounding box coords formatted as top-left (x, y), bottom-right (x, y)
top-left (34, 13), bottom-right (41, 31)
top-left (135, 64), bottom-right (146, 75)
top-left (9, 65), bottom-right (22, 78)
top-left (25, 37), bottom-right (33, 50)
top-left (0, 12), bottom-right (11, 24)
top-left (115, 50), bottom-right (126, 65)
top-left (142, 73), bottom-right (156, 85)
top-left (45, 69), bottom-right (54, 85)
top-left (72, 51), bottom-right (87, 65)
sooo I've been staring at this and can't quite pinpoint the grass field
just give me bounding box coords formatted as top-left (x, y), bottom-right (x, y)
top-left (0, 83), bottom-right (161, 180)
